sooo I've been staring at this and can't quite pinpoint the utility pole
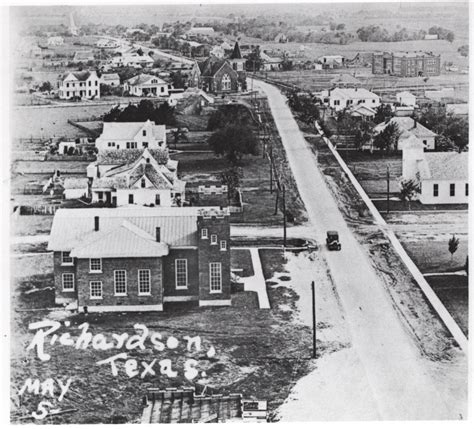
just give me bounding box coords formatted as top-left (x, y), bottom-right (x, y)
top-left (386, 164), bottom-right (390, 214)
top-left (282, 184), bottom-right (287, 247)
top-left (311, 281), bottom-right (316, 359)
top-left (269, 142), bottom-right (273, 194)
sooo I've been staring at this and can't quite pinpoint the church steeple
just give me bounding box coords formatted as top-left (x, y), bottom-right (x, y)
top-left (230, 41), bottom-right (242, 60)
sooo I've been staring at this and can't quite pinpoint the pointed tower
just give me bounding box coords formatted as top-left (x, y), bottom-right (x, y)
top-left (229, 41), bottom-right (245, 72)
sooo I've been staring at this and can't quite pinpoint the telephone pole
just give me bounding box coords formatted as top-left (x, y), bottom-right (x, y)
top-left (386, 164), bottom-right (390, 214)
top-left (311, 281), bottom-right (316, 359)
top-left (269, 142), bottom-right (273, 194)
top-left (282, 184), bottom-right (287, 247)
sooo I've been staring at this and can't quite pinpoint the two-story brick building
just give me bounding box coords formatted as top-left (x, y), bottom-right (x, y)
top-left (47, 207), bottom-right (231, 312)
top-left (372, 51), bottom-right (441, 77)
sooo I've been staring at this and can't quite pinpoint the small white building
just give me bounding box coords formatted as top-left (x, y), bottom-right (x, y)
top-left (47, 36), bottom-right (64, 46)
top-left (58, 70), bottom-right (100, 100)
top-left (96, 39), bottom-right (120, 49)
top-left (374, 117), bottom-right (437, 150)
top-left (396, 91), bottom-right (417, 107)
top-left (95, 120), bottom-right (167, 152)
top-left (110, 53), bottom-right (154, 68)
top-left (350, 104), bottom-right (376, 120)
top-left (73, 50), bottom-right (95, 63)
top-left (402, 142), bottom-right (468, 204)
top-left (260, 52), bottom-right (283, 71)
top-left (319, 87), bottom-right (381, 112)
top-left (63, 177), bottom-right (89, 200)
top-left (317, 55), bottom-right (345, 68)
top-left (100, 73), bottom-right (121, 87)
top-left (124, 74), bottom-right (172, 97)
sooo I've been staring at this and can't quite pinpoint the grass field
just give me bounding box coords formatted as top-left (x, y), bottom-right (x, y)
top-left (230, 249), bottom-right (255, 277)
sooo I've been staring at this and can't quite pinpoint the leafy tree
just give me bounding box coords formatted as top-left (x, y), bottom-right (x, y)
top-left (207, 104), bottom-right (255, 131)
top-left (209, 125), bottom-right (259, 165)
top-left (103, 100), bottom-right (176, 126)
top-left (373, 122), bottom-right (401, 153)
top-left (399, 179), bottom-right (420, 209)
top-left (458, 45), bottom-right (468, 57)
top-left (435, 135), bottom-right (456, 152)
top-left (170, 71), bottom-right (186, 89)
top-left (354, 121), bottom-right (374, 150)
top-left (374, 104), bottom-right (393, 124)
top-left (245, 46), bottom-right (263, 72)
top-left (220, 166), bottom-right (243, 202)
top-left (39, 81), bottom-right (52, 93)
top-left (171, 127), bottom-right (188, 149)
top-left (448, 235), bottom-right (460, 260)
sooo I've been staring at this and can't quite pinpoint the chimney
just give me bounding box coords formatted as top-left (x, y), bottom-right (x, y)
top-left (155, 227), bottom-right (161, 242)
top-left (94, 216), bottom-right (99, 231)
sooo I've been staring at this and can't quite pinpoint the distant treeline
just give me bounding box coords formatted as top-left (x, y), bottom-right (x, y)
top-left (356, 25), bottom-right (455, 43)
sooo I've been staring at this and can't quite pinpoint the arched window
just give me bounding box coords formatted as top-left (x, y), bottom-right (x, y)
top-left (141, 178), bottom-right (146, 188)
top-left (222, 73), bottom-right (231, 91)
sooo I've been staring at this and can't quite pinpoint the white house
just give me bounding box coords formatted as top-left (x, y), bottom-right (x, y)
top-left (396, 91), bottom-right (417, 107)
top-left (110, 53), bottom-right (154, 68)
top-left (260, 52), bottom-right (283, 71)
top-left (374, 117), bottom-right (437, 150)
top-left (100, 73), bottom-right (121, 87)
top-left (95, 120), bottom-right (167, 152)
top-left (58, 70), bottom-right (100, 100)
top-left (402, 142), bottom-right (468, 204)
top-left (63, 177), bottom-right (89, 200)
top-left (124, 74), bottom-right (172, 97)
top-left (73, 50), bottom-right (95, 63)
top-left (317, 55), bottom-right (345, 68)
top-left (87, 148), bottom-right (185, 207)
top-left (319, 87), bottom-right (381, 112)
top-left (96, 39), bottom-right (120, 49)
top-left (47, 36), bottom-right (64, 46)
top-left (350, 104), bottom-right (376, 120)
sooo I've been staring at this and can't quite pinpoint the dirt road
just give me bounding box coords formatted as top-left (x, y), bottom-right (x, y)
top-left (253, 79), bottom-right (465, 420)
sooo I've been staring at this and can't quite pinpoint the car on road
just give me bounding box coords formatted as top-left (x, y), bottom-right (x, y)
top-left (326, 230), bottom-right (341, 251)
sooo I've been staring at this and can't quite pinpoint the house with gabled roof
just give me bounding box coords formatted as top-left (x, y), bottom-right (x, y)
top-left (73, 50), bottom-right (95, 63)
top-left (95, 120), bottom-right (167, 152)
top-left (100, 73), bottom-right (120, 87)
top-left (402, 140), bottom-right (468, 204)
top-left (124, 73), bottom-right (172, 97)
top-left (198, 56), bottom-right (239, 93)
top-left (88, 147), bottom-right (185, 207)
top-left (47, 206), bottom-right (231, 312)
top-left (58, 70), bottom-right (100, 100)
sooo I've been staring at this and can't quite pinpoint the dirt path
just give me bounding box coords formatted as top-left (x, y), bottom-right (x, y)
top-left (253, 78), bottom-right (465, 420)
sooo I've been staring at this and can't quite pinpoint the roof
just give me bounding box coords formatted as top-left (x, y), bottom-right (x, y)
top-left (101, 73), bottom-right (120, 81)
top-left (350, 104), bottom-right (376, 116)
top-left (63, 177), bottom-right (89, 189)
top-left (396, 91), bottom-right (416, 98)
top-left (98, 120), bottom-right (166, 142)
top-left (421, 152), bottom-right (468, 181)
top-left (126, 74), bottom-right (167, 86)
top-left (188, 27), bottom-right (215, 34)
top-left (74, 50), bottom-right (95, 61)
top-left (375, 117), bottom-right (437, 138)
top-left (230, 42), bottom-right (242, 60)
top-left (329, 87), bottom-right (379, 100)
top-left (47, 207), bottom-right (225, 252)
top-left (199, 57), bottom-right (238, 78)
top-left (128, 163), bottom-right (173, 190)
top-left (70, 220), bottom-right (169, 258)
top-left (96, 148), bottom-right (170, 166)
top-left (68, 71), bottom-right (93, 81)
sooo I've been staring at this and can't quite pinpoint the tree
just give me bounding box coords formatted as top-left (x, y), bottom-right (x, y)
top-left (374, 104), bottom-right (393, 124)
top-left (354, 121), bottom-right (374, 150)
top-left (399, 179), bottom-right (420, 209)
top-left (435, 135), bottom-right (456, 152)
top-left (170, 71), bottom-right (186, 89)
top-left (373, 122), bottom-right (401, 153)
top-left (39, 81), bottom-right (53, 93)
top-left (458, 45), bottom-right (468, 57)
top-left (448, 234), bottom-right (459, 261)
top-left (209, 126), bottom-right (259, 165)
top-left (245, 46), bottom-right (263, 72)
top-left (220, 166), bottom-right (243, 203)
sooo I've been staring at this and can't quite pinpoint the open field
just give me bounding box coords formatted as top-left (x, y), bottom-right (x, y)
top-left (10, 247), bottom-right (343, 423)
top-left (11, 215), bottom-right (53, 236)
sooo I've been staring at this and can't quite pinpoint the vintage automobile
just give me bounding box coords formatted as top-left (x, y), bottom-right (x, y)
top-left (326, 230), bottom-right (341, 251)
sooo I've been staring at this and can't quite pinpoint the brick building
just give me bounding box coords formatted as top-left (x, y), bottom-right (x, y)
top-left (47, 207), bottom-right (231, 312)
top-left (372, 51), bottom-right (441, 77)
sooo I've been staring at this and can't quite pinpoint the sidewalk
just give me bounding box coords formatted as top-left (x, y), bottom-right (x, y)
top-left (240, 248), bottom-right (271, 309)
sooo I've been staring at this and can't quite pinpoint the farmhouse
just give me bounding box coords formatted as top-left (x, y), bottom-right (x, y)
top-left (47, 206), bottom-right (231, 312)
top-left (88, 147), bottom-right (185, 207)
top-left (396, 91), bottom-right (417, 107)
top-left (73, 50), bottom-right (95, 63)
top-left (111, 53), bottom-right (154, 68)
top-left (374, 117), bottom-right (437, 150)
top-left (100, 73), bottom-right (121, 87)
top-left (63, 177), bottom-right (89, 200)
top-left (372, 51), bottom-right (441, 77)
top-left (57, 70), bottom-right (100, 100)
top-left (124, 74), bottom-right (172, 97)
top-left (317, 55), bottom-right (345, 69)
top-left (95, 120), bottom-right (167, 152)
top-left (350, 104), bottom-right (376, 120)
top-left (402, 142), bottom-right (468, 204)
top-left (318, 87), bottom-right (380, 112)
top-left (260, 52), bottom-right (283, 71)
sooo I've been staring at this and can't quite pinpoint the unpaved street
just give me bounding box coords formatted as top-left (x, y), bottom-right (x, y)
top-left (253, 79), bottom-right (466, 420)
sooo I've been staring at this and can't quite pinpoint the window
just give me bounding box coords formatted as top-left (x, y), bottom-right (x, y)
top-left (334, 100), bottom-right (340, 106)
top-left (423, 140), bottom-right (427, 146)
top-left (220, 240), bottom-right (227, 251)
top-left (114, 270), bottom-right (127, 296)
top-left (201, 228), bottom-right (208, 239)
top-left (175, 259), bottom-right (188, 289)
top-left (155, 194), bottom-right (161, 205)
top-left (138, 270), bottom-right (151, 295)
top-left (450, 183), bottom-right (456, 197)
top-left (466, 183), bottom-right (469, 196)
top-left (90, 281), bottom-right (103, 299)
top-left (222, 73), bottom-right (231, 91)
top-left (61, 251), bottom-right (73, 265)
top-left (98, 191), bottom-right (104, 201)
top-left (126, 142), bottom-right (130, 149)
top-left (141, 178), bottom-right (146, 188)
top-left (88, 81), bottom-right (91, 86)
top-left (89, 258), bottom-right (102, 273)
top-left (143, 130), bottom-right (147, 136)
top-left (161, 86), bottom-right (165, 92)
top-left (62, 273), bottom-right (74, 291)
top-left (129, 194), bottom-right (134, 204)
top-left (209, 262), bottom-right (222, 293)
top-left (143, 142), bottom-right (148, 148)
top-left (433, 184), bottom-right (439, 197)
top-left (211, 234), bottom-right (218, 245)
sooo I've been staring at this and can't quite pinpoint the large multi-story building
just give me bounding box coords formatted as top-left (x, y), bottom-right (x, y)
top-left (372, 51), bottom-right (441, 77)
top-left (57, 70), bottom-right (100, 100)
